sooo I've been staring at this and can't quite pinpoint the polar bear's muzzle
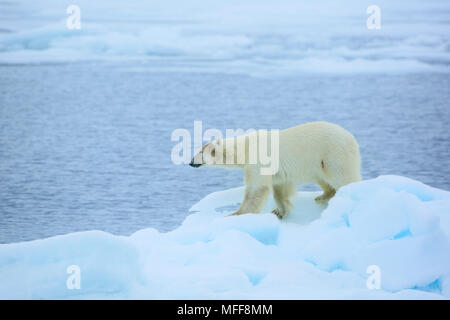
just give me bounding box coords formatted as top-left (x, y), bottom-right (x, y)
top-left (189, 159), bottom-right (202, 168)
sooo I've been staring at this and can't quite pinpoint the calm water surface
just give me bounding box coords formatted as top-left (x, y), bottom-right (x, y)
top-left (0, 62), bottom-right (449, 243)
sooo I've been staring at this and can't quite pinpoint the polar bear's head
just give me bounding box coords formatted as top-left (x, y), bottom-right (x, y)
top-left (189, 130), bottom-right (280, 175)
top-left (190, 138), bottom-right (222, 167)
top-left (189, 138), bottom-right (237, 168)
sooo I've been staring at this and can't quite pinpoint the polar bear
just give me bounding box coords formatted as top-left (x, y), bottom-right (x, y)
top-left (189, 121), bottom-right (361, 219)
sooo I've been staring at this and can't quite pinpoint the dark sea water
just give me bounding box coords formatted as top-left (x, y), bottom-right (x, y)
top-left (0, 62), bottom-right (449, 243)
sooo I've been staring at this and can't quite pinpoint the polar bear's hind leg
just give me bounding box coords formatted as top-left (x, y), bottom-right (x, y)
top-left (315, 179), bottom-right (336, 204)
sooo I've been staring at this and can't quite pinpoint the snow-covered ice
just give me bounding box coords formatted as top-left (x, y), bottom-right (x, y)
top-left (1, 175), bottom-right (449, 299)
top-left (1, 0), bottom-right (450, 75)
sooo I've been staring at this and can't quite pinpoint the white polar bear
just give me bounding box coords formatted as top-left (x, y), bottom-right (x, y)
top-left (190, 121), bottom-right (361, 219)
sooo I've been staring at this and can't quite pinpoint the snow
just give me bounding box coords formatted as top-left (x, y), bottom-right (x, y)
top-left (1, 0), bottom-right (449, 75)
top-left (1, 175), bottom-right (449, 299)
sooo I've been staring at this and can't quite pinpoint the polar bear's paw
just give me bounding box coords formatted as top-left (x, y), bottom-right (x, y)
top-left (272, 208), bottom-right (286, 219)
top-left (314, 194), bottom-right (334, 204)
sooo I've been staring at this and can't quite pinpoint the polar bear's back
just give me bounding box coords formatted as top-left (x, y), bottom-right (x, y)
top-left (281, 121), bottom-right (357, 149)
top-left (277, 121), bottom-right (361, 186)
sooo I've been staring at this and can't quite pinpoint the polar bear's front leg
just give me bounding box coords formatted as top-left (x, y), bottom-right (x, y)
top-left (229, 185), bottom-right (270, 216)
top-left (271, 182), bottom-right (296, 219)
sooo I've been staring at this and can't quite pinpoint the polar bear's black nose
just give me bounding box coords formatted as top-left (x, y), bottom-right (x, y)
top-left (189, 159), bottom-right (202, 168)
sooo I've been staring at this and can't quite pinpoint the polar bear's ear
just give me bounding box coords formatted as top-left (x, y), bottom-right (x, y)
top-left (216, 138), bottom-right (223, 146)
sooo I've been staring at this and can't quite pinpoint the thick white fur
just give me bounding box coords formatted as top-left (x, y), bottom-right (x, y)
top-left (193, 121), bottom-right (361, 219)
